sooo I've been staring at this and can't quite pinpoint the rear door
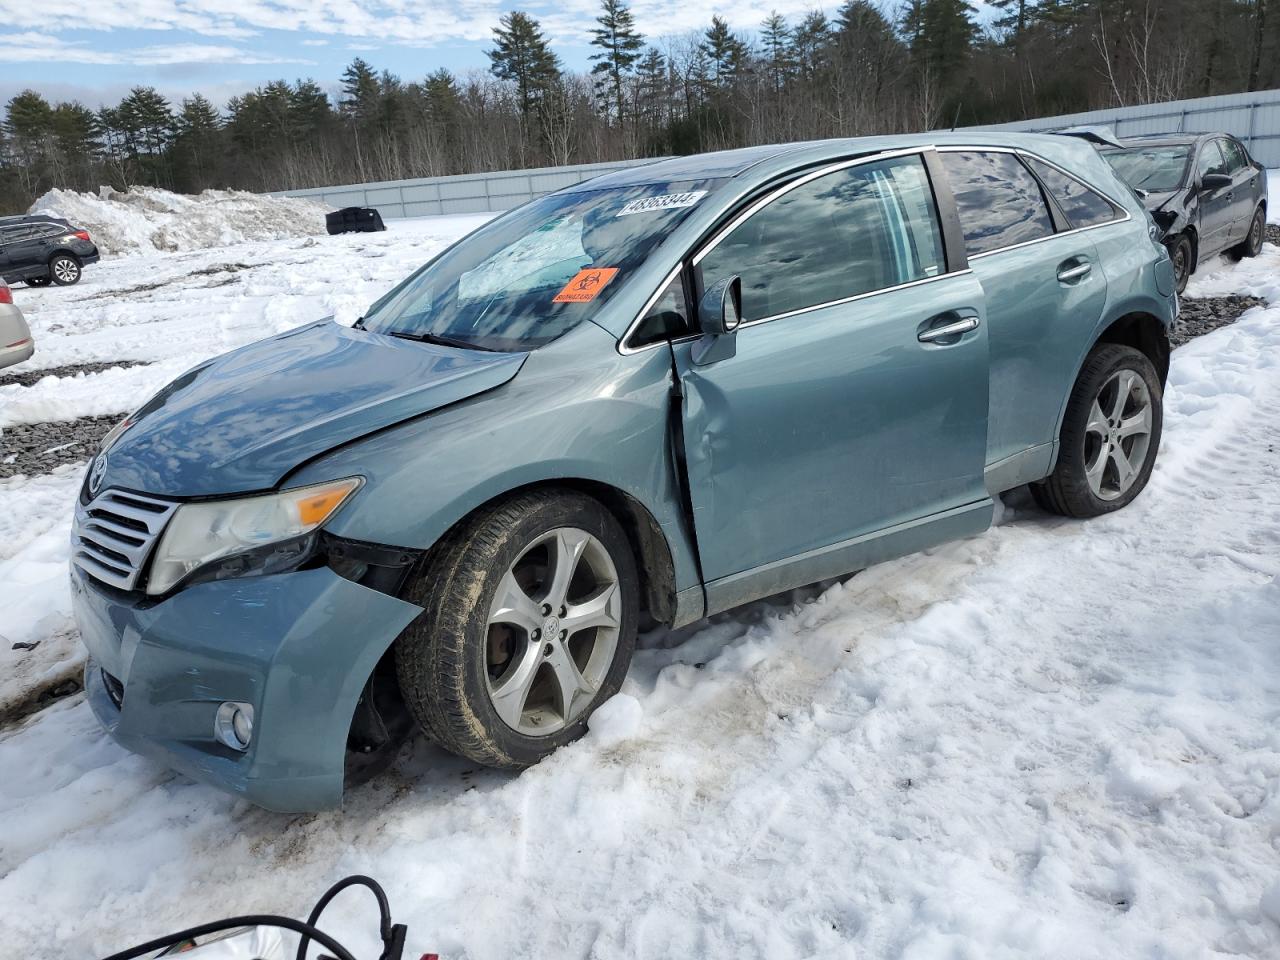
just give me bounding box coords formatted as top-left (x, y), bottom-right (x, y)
top-left (671, 151), bottom-right (992, 603)
top-left (937, 149), bottom-right (1110, 488)
top-left (1218, 137), bottom-right (1261, 243)
top-left (1194, 140), bottom-right (1235, 256)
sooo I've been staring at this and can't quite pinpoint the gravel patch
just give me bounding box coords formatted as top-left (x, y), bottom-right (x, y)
top-left (1172, 295), bottom-right (1265, 347)
top-left (1266, 224), bottom-right (1280, 246)
top-left (0, 415), bottom-right (117, 480)
top-left (0, 359), bottom-right (150, 390)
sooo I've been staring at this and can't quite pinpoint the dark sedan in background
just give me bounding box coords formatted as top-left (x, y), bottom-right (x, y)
top-left (1100, 133), bottom-right (1267, 292)
top-left (0, 214), bottom-right (100, 287)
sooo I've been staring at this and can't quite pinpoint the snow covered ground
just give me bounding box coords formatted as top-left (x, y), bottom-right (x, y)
top-left (1, 221), bottom-right (1279, 959)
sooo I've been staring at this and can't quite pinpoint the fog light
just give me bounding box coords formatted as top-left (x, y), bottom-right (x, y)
top-left (214, 701), bottom-right (254, 751)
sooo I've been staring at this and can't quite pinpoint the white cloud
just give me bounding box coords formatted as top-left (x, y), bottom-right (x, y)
top-left (0, 32), bottom-right (312, 66)
top-left (0, 1), bottom-right (847, 55)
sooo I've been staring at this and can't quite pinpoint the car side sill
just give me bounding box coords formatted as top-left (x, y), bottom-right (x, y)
top-left (984, 442), bottom-right (1056, 496)
top-left (702, 498), bottom-right (994, 618)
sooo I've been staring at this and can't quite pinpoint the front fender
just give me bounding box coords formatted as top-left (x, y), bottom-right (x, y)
top-left (288, 325), bottom-right (701, 596)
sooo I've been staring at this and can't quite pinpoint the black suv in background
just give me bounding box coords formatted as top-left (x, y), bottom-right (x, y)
top-left (0, 215), bottom-right (100, 287)
top-left (1099, 133), bottom-right (1267, 292)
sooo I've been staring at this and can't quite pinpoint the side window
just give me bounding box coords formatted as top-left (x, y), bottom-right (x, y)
top-left (696, 154), bottom-right (946, 323)
top-left (630, 273), bottom-right (691, 348)
top-left (1219, 139), bottom-right (1248, 173)
top-left (1197, 141), bottom-right (1228, 180)
top-left (0, 225), bottom-right (31, 243)
top-left (939, 151), bottom-right (1054, 255)
top-left (1024, 157), bottom-right (1120, 229)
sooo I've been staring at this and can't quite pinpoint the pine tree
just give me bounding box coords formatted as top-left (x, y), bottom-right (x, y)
top-left (339, 59), bottom-right (380, 124)
top-left (634, 47), bottom-right (668, 131)
top-left (790, 11), bottom-right (833, 84)
top-left (487, 11), bottom-right (562, 119)
top-left (172, 94), bottom-right (221, 191)
top-left (700, 16), bottom-right (749, 88)
top-left (903, 0), bottom-right (976, 80)
top-left (760, 12), bottom-right (794, 93)
top-left (589, 0), bottom-right (645, 124)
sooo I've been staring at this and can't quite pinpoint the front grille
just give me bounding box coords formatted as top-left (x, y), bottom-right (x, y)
top-left (72, 488), bottom-right (179, 592)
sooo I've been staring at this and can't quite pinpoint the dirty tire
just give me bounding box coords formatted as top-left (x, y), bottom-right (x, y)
top-left (1165, 233), bottom-right (1192, 294)
top-left (49, 253), bottom-right (81, 285)
top-left (1032, 344), bottom-right (1163, 518)
top-left (395, 489), bottom-right (639, 769)
top-left (1230, 206), bottom-right (1265, 260)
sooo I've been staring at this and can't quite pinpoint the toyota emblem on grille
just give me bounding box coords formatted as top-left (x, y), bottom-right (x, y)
top-left (88, 453), bottom-right (108, 496)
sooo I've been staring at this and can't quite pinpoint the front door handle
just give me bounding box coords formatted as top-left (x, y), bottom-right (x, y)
top-left (918, 315), bottom-right (980, 343)
top-left (1057, 261), bottom-right (1092, 283)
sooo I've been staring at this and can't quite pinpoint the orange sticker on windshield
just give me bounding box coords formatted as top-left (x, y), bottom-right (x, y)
top-left (553, 268), bottom-right (619, 303)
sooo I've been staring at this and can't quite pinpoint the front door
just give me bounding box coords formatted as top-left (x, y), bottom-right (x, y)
top-left (671, 152), bottom-right (992, 611)
top-left (1195, 140), bottom-right (1236, 258)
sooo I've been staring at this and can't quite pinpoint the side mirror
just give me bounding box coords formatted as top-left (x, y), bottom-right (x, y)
top-left (692, 275), bottom-right (742, 365)
top-left (1199, 172), bottom-right (1232, 192)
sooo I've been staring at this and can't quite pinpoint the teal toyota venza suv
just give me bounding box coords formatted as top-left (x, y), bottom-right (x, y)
top-left (71, 132), bottom-right (1177, 811)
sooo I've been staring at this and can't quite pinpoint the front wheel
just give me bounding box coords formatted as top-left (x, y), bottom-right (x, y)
top-left (1165, 234), bottom-right (1192, 294)
top-left (1032, 344), bottom-right (1163, 518)
top-left (49, 254), bottom-right (82, 285)
top-left (395, 489), bottom-right (639, 769)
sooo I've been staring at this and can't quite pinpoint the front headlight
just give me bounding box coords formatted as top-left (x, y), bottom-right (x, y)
top-left (147, 478), bottom-right (362, 595)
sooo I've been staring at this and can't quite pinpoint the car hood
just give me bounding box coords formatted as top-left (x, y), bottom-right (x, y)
top-left (1140, 190), bottom-right (1182, 213)
top-left (96, 320), bottom-right (527, 496)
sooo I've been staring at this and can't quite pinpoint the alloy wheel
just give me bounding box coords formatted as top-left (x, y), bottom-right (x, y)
top-left (484, 527), bottom-right (622, 736)
top-left (53, 258), bottom-right (79, 283)
top-left (1083, 368), bottom-right (1153, 501)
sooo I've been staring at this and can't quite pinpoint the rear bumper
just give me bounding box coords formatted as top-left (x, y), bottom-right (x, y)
top-left (72, 564), bottom-right (422, 812)
top-left (0, 338), bottom-right (34, 370)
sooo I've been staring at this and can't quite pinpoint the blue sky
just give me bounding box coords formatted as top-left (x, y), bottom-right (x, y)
top-left (1, 1), bottom-right (996, 113)
top-left (0, 0), bottom-right (890, 111)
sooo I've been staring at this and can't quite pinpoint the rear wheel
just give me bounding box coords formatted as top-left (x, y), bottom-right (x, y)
top-left (49, 254), bottom-right (81, 286)
top-left (1230, 206), bottom-right (1265, 259)
top-left (1164, 234), bottom-right (1192, 294)
top-left (395, 489), bottom-right (639, 768)
top-left (1032, 344), bottom-right (1162, 518)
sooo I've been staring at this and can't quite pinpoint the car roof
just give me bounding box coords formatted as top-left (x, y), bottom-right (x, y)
top-left (572, 130), bottom-right (1106, 191)
top-left (0, 213), bottom-right (72, 227)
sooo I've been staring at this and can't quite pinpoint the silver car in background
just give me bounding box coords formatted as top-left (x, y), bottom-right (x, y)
top-left (0, 279), bottom-right (34, 369)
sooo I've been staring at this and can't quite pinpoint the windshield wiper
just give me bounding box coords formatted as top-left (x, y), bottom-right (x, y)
top-left (386, 330), bottom-right (497, 352)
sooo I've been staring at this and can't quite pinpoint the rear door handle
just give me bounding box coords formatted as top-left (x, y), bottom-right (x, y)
top-left (918, 315), bottom-right (980, 343)
top-left (1057, 261), bottom-right (1092, 283)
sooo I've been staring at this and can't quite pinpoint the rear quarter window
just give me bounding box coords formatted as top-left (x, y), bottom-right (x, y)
top-left (1024, 157), bottom-right (1121, 229)
top-left (939, 151), bottom-right (1055, 256)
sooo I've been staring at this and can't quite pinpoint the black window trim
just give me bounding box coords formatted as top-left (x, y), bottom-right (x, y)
top-left (619, 146), bottom-right (970, 353)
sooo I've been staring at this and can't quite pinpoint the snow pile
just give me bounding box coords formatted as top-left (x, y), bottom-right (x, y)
top-left (27, 186), bottom-right (331, 257)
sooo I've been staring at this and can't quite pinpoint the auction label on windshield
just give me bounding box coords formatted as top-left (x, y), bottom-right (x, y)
top-left (553, 267), bottom-right (620, 303)
top-left (615, 191), bottom-right (708, 217)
